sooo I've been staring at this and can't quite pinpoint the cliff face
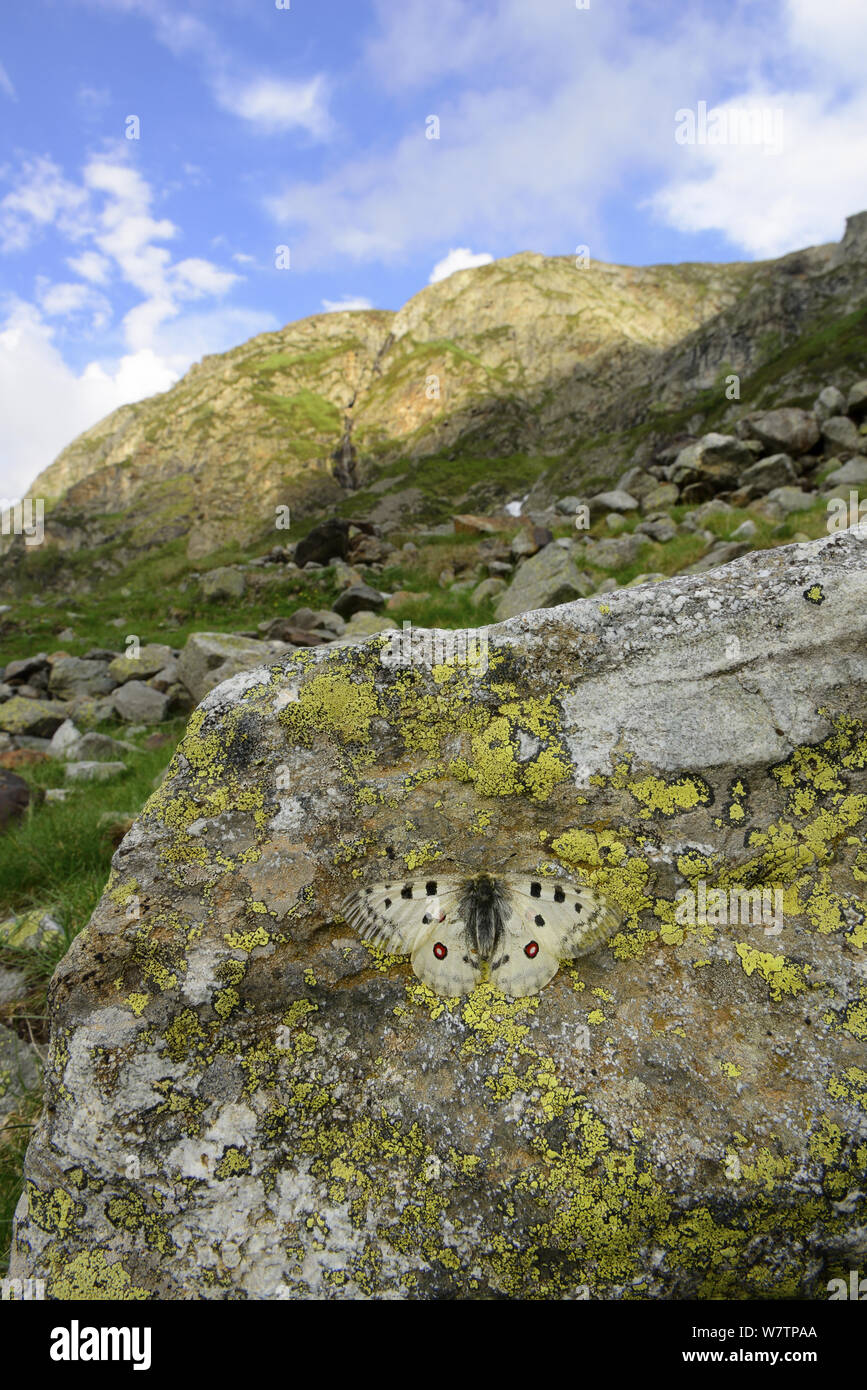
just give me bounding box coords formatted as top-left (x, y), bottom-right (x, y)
top-left (21, 215), bottom-right (867, 559)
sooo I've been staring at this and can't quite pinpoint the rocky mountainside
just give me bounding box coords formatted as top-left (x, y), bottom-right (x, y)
top-left (13, 212), bottom-right (867, 568)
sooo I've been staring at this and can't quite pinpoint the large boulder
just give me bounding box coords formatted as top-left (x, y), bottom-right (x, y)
top-left (494, 543), bottom-right (593, 621)
top-left (176, 633), bottom-right (276, 705)
top-left (748, 408), bottom-right (820, 456)
top-left (10, 528), bottom-right (867, 1301)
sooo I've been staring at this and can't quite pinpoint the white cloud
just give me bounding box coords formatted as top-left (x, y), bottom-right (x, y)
top-left (76, 0), bottom-right (332, 139)
top-left (0, 60), bottom-right (16, 101)
top-left (0, 157), bottom-right (89, 251)
top-left (647, 90), bottom-right (867, 258)
top-left (321, 295), bottom-right (374, 313)
top-left (67, 250), bottom-right (112, 284)
top-left (429, 248), bottom-right (493, 284)
top-left (215, 75), bottom-right (331, 138)
top-left (36, 278), bottom-right (112, 329)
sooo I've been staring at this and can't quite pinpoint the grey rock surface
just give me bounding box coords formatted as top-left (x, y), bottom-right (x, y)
top-left (494, 542), bottom-right (594, 620)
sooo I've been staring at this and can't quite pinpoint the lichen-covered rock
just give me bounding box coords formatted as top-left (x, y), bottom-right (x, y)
top-left (108, 645), bottom-right (174, 684)
top-left (10, 529), bottom-right (867, 1300)
top-left (0, 696), bottom-right (69, 737)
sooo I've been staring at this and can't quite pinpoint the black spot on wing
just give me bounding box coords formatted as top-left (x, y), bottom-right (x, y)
top-left (401, 884), bottom-right (413, 899)
top-left (534, 914), bottom-right (545, 927)
top-left (530, 882), bottom-right (541, 898)
top-left (426, 880), bottom-right (438, 895)
top-left (554, 887), bottom-right (565, 903)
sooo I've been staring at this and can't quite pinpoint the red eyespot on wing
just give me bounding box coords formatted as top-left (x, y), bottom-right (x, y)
top-left (524, 941), bottom-right (539, 958)
top-left (433, 942), bottom-right (448, 960)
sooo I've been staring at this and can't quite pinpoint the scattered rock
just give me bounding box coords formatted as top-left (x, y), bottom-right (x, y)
top-left (48, 720), bottom-right (82, 757)
top-left (48, 658), bottom-right (116, 700)
top-left (294, 519), bottom-right (352, 566)
top-left (671, 434), bottom-right (753, 492)
top-left (0, 909), bottom-right (64, 949)
top-left (748, 407), bottom-right (820, 456)
top-left (821, 416), bottom-right (864, 454)
top-left (112, 681), bottom-right (171, 724)
top-left (65, 761), bottom-right (128, 782)
top-left (640, 482), bottom-right (680, 512)
top-left (176, 633), bottom-right (275, 705)
top-left (822, 458), bottom-right (867, 487)
top-left (331, 560), bottom-right (363, 590)
top-left (846, 380), bottom-right (867, 420)
top-left (453, 515), bottom-right (500, 536)
top-left (0, 697), bottom-right (69, 737)
top-left (554, 496), bottom-right (584, 516)
top-left (201, 566), bottom-right (247, 601)
top-left (108, 644), bottom-right (174, 683)
top-left (635, 515), bottom-right (677, 544)
top-left (588, 490), bottom-right (639, 517)
top-left (471, 577), bottom-right (508, 606)
top-left (585, 533), bottom-right (644, 570)
top-left (682, 540), bottom-right (752, 573)
top-left (757, 486), bottom-right (817, 518)
top-left (0, 768), bottom-right (30, 829)
top-left (341, 612), bottom-right (398, 639)
top-left (739, 453), bottom-right (797, 494)
top-left (494, 542), bottom-right (594, 621)
top-left (730, 519), bottom-right (758, 540)
top-left (4, 655), bottom-right (49, 685)
top-left (0, 749), bottom-right (49, 769)
top-left (332, 585), bottom-right (385, 619)
top-left (813, 386), bottom-right (847, 422)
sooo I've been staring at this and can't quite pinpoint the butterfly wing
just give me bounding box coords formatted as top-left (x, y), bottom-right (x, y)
top-left (340, 876), bottom-right (463, 954)
top-left (492, 876), bottom-right (621, 998)
top-left (410, 918), bottom-right (483, 996)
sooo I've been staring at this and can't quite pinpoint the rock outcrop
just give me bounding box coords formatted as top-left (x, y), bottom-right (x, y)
top-left (9, 527), bottom-right (867, 1300)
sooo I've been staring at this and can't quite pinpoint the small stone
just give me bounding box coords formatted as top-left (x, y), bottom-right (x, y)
top-left (821, 416), bottom-right (863, 454)
top-left (65, 761), bottom-right (128, 782)
top-left (112, 682), bottom-right (170, 724)
top-left (813, 386), bottom-right (846, 422)
top-left (332, 585), bottom-right (385, 619)
top-left (201, 566), bottom-right (247, 601)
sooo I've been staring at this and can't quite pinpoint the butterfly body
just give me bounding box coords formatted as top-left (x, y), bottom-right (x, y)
top-left (341, 871), bottom-right (621, 998)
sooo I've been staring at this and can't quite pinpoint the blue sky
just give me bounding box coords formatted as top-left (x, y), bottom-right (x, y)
top-left (2, 0), bottom-right (867, 498)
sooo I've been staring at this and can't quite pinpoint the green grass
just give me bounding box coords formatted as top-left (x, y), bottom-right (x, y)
top-left (0, 722), bottom-right (185, 929)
